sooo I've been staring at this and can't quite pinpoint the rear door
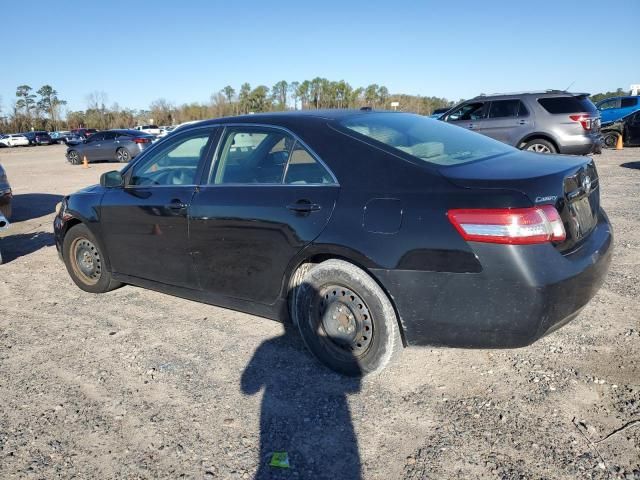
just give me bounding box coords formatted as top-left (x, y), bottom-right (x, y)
top-left (480, 99), bottom-right (531, 145)
top-left (189, 126), bottom-right (339, 304)
top-left (100, 126), bottom-right (217, 288)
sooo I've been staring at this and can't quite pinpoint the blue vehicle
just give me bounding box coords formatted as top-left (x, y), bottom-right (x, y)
top-left (596, 96), bottom-right (640, 123)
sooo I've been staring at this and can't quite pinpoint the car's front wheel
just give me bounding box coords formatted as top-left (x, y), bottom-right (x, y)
top-left (523, 138), bottom-right (557, 154)
top-left (67, 150), bottom-right (81, 165)
top-left (116, 147), bottom-right (131, 163)
top-left (292, 259), bottom-right (402, 376)
top-left (63, 223), bottom-right (121, 293)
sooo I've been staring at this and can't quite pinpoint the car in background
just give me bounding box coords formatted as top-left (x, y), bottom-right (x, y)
top-left (54, 110), bottom-right (612, 375)
top-left (596, 96), bottom-right (640, 124)
top-left (50, 131), bottom-right (72, 144)
top-left (429, 107), bottom-right (450, 119)
top-left (441, 91), bottom-right (601, 155)
top-left (24, 131), bottom-right (52, 146)
top-left (135, 125), bottom-right (162, 136)
top-left (601, 109), bottom-right (640, 148)
top-left (70, 128), bottom-right (98, 139)
top-left (0, 134), bottom-right (30, 147)
top-left (66, 129), bottom-right (154, 165)
top-left (0, 163), bottom-right (12, 219)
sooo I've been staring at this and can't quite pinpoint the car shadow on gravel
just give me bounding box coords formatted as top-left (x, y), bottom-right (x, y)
top-left (241, 320), bottom-right (362, 479)
top-left (0, 231), bottom-right (55, 264)
top-left (11, 193), bottom-right (64, 222)
top-left (620, 161), bottom-right (640, 170)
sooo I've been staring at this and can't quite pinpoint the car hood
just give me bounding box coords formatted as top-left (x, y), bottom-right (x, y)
top-left (75, 184), bottom-right (103, 195)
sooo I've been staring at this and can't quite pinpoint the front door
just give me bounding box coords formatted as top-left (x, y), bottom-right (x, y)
top-left (100, 126), bottom-right (217, 288)
top-left (443, 101), bottom-right (488, 133)
top-left (83, 132), bottom-right (105, 160)
top-left (189, 126), bottom-right (339, 304)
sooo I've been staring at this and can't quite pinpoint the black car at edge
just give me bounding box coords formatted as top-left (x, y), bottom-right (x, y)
top-left (53, 110), bottom-right (613, 375)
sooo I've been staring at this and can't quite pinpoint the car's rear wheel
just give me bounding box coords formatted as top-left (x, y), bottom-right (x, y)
top-left (602, 131), bottom-right (620, 149)
top-left (63, 223), bottom-right (121, 293)
top-left (68, 150), bottom-right (81, 165)
top-left (523, 139), bottom-right (556, 154)
top-left (292, 259), bottom-right (402, 376)
top-left (116, 148), bottom-right (131, 163)
top-left (0, 203), bottom-right (12, 220)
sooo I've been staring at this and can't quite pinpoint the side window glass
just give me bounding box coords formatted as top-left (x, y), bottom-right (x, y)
top-left (130, 130), bottom-right (212, 186)
top-left (488, 100), bottom-right (520, 119)
top-left (518, 101), bottom-right (529, 117)
top-left (103, 132), bottom-right (117, 140)
top-left (621, 98), bottom-right (638, 108)
top-left (598, 99), bottom-right (620, 111)
top-left (284, 142), bottom-right (334, 185)
top-left (212, 129), bottom-right (293, 184)
top-left (87, 133), bottom-right (103, 143)
top-left (447, 102), bottom-right (485, 121)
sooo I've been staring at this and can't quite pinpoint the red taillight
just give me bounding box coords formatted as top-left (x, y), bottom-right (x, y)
top-left (133, 137), bottom-right (151, 144)
top-left (569, 114), bottom-right (593, 130)
top-left (447, 206), bottom-right (566, 245)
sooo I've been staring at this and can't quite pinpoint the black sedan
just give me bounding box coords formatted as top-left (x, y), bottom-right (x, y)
top-left (53, 111), bottom-right (613, 375)
top-left (601, 109), bottom-right (640, 148)
top-left (0, 163), bottom-right (11, 219)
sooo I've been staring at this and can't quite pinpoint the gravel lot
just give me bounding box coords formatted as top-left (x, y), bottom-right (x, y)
top-left (0, 144), bottom-right (638, 479)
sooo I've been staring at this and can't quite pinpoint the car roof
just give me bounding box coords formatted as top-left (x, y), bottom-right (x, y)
top-left (108, 129), bottom-right (152, 135)
top-left (468, 91), bottom-right (590, 101)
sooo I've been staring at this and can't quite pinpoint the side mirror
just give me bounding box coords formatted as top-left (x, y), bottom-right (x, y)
top-left (100, 170), bottom-right (124, 188)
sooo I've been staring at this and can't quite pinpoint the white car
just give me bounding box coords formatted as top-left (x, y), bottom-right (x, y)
top-left (0, 134), bottom-right (29, 147)
top-left (134, 125), bottom-right (162, 136)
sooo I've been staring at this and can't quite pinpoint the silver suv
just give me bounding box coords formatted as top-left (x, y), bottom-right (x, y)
top-left (440, 91), bottom-right (601, 155)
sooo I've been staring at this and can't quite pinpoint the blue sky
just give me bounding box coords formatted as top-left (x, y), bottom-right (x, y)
top-left (1, 0), bottom-right (638, 113)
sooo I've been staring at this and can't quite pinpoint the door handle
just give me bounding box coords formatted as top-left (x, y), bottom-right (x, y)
top-left (287, 201), bottom-right (321, 213)
top-left (167, 199), bottom-right (188, 210)
top-left (467, 123), bottom-right (475, 129)
top-left (518, 120), bottom-right (528, 125)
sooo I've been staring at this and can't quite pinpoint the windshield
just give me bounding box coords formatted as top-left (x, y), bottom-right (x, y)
top-left (340, 113), bottom-right (513, 166)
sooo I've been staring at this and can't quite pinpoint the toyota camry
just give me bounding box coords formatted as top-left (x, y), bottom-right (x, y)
top-left (54, 110), bottom-right (613, 375)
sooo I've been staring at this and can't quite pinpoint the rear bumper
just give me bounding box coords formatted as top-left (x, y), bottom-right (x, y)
top-left (371, 209), bottom-right (613, 348)
top-left (556, 133), bottom-right (601, 155)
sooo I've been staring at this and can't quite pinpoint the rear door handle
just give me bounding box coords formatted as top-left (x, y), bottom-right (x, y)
top-left (518, 120), bottom-right (528, 125)
top-left (287, 201), bottom-right (321, 213)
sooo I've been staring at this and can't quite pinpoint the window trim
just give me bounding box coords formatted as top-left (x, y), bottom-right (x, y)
top-left (204, 123), bottom-right (339, 187)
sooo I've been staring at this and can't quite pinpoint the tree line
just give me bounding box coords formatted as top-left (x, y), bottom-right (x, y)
top-left (0, 81), bottom-right (632, 133)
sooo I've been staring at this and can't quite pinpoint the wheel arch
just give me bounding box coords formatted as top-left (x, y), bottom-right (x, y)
top-left (517, 133), bottom-right (559, 152)
top-left (283, 246), bottom-right (409, 347)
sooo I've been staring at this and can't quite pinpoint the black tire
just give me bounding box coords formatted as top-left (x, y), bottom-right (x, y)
top-left (602, 131), bottom-right (620, 149)
top-left (116, 147), bottom-right (131, 163)
top-left (62, 223), bottom-right (122, 294)
top-left (523, 138), bottom-right (557, 154)
top-left (68, 150), bottom-right (81, 165)
top-left (292, 259), bottom-right (402, 376)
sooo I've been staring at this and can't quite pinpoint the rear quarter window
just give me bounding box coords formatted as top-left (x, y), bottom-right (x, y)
top-left (538, 96), bottom-right (597, 114)
top-left (621, 97), bottom-right (638, 108)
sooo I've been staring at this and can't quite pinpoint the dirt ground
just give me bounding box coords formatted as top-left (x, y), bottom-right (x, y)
top-left (0, 144), bottom-right (638, 479)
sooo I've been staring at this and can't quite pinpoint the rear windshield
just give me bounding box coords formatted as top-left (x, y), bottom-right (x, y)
top-left (339, 113), bottom-right (513, 166)
top-left (537, 96), bottom-right (597, 114)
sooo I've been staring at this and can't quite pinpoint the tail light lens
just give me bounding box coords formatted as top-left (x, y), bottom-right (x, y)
top-left (133, 137), bottom-right (151, 144)
top-left (447, 206), bottom-right (566, 244)
top-left (569, 114), bottom-right (593, 130)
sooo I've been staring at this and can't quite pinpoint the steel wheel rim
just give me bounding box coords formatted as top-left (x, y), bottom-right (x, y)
top-left (316, 285), bottom-right (373, 359)
top-left (70, 237), bottom-right (102, 285)
top-left (527, 143), bottom-right (551, 153)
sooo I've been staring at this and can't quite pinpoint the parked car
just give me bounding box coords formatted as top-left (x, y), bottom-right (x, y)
top-left (0, 134), bottom-right (30, 147)
top-left (24, 131), bottom-right (52, 146)
top-left (50, 131), bottom-right (72, 144)
top-left (0, 163), bottom-right (12, 219)
top-left (54, 110), bottom-right (612, 375)
top-left (601, 109), bottom-right (640, 148)
top-left (134, 124), bottom-right (162, 136)
top-left (429, 107), bottom-right (451, 118)
top-left (596, 96), bottom-right (640, 124)
top-left (70, 128), bottom-right (98, 139)
top-left (441, 91), bottom-right (601, 155)
top-left (66, 129), bottom-right (155, 164)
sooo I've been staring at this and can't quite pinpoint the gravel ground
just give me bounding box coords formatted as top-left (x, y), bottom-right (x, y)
top-left (0, 145), bottom-right (638, 479)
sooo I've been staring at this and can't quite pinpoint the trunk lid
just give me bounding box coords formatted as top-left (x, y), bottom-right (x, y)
top-left (440, 150), bottom-right (600, 252)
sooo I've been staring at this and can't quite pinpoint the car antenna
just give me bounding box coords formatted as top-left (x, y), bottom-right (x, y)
top-left (564, 80), bottom-right (576, 91)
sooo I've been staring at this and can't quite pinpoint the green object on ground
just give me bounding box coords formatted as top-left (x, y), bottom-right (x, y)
top-left (269, 451), bottom-right (290, 469)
